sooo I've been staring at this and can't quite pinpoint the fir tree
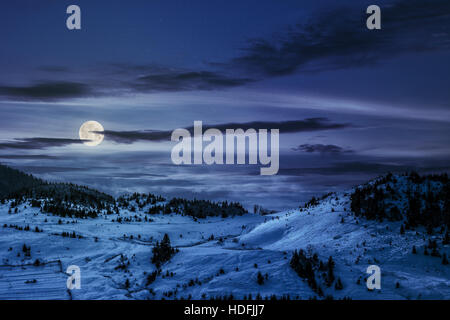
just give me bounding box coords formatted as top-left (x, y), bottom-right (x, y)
top-left (151, 233), bottom-right (176, 268)
top-left (257, 272), bottom-right (265, 285)
top-left (326, 256), bottom-right (335, 287)
top-left (443, 231), bottom-right (450, 245)
top-left (442, 253), bottom-right (449, 265)
top-left (335, 278), bottom-right (343, 290)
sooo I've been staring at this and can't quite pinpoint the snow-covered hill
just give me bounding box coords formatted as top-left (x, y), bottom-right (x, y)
top-left (0, 172), bottom-right (448, 300)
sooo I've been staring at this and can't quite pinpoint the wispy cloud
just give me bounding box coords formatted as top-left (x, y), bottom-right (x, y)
top-left (1, 0), bottom-right (448, 102)
top-left (134, 70), bottom-right (254, 92)
top-left (292, 144), bottom-right (354, 154)
top-left (0, 138), bottom-right (85, 150)
top-left (0, 154), bottom-right (60, 159)
top-left (278, 161), bottom-right (450, 176)
top-left (0, 82), bottom-right (91, 101)
top-left (229, 0), bottom-right (450, 76)
top-left (38, 66), bottom-right (71, 73)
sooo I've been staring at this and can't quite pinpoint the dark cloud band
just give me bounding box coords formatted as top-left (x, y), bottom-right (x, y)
top-left (0, 138), bottom-right (85, 150)
top-left (0, 82), bottom-right (91, 101)
top-left (100, 118), bottom-right (351, 143)
top-left (134, 71), bottom-right (254, 92)
top-left (292, 144), bottom-right (354, 154)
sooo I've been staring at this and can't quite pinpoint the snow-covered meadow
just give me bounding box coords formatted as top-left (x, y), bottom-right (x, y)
top-left (1, 174), bottom-right (449, 301)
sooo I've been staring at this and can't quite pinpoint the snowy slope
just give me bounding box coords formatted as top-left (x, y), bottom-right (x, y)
top-left (240, 193), bottom-right (449, 299)
top-left (0, 175), bottom-right (449, 300)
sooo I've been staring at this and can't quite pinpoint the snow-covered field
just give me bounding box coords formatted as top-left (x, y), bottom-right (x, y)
top-left (0, 184), bottom-right (449, 300)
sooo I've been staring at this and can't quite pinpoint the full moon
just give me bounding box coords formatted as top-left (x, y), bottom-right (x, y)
top-left (79, 121), bottom-right (104, 146)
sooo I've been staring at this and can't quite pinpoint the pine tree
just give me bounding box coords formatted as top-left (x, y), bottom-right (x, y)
top-left (146, 271), bottom-right (158, 285)
top-left (431, 247), bottom-right (441, 257)
top-left (442, 253), bottom-right (449, 265)
top-left (326, 256), bottom-right (335, 286)
top-left (151, 233), bottom-right (176, 268)
top-left (335, 278), bottom-right (343, 290)
top-left (444, 231), bottom-right (450, 245)
top-left (257, 272), bottom-right (265, 285)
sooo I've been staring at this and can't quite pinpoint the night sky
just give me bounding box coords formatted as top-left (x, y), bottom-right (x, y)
top-left (1, 0), bottom-right (449, 210)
